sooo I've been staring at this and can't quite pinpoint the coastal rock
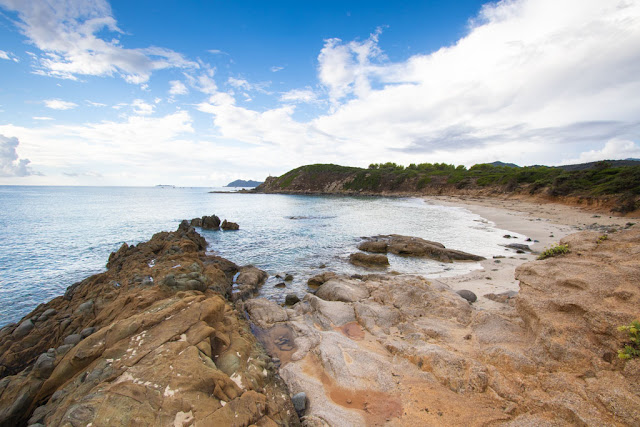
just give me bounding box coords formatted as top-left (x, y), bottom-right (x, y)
top-left (221, 219), bottom-right (239, 230)
top-left (456, 289), bottom-right (477, 303)
top-left (505, 243), bottom-right (532, 252)
top-left (359, 234), bottom-right (484, 263)
top-left (201, 215), bottom-right (221, 229)
top-left (307, 271), bottom-right (337, 288)
top-left (284, 294), bottom-right (300, 306)
top-left (348, 252), bottom-right (389, 267)
top-left (12, 319), bottom-right (34, 339)
top-left (357, 240), bottom-right (388, 253)
top-left (232, 266), bottom-right (268, 301)
top-left (0, 224), bottom-right (299, 427)
top-left (247, 227), bottom-right (640, 425)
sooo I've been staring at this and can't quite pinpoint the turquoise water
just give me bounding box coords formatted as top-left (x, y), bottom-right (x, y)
top-left (0, 186), bottom-right (520, 326)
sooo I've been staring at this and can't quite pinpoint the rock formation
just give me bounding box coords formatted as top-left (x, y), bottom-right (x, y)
top-left (359, 234), bottom-right (485, 263)
top-left (0, 222), bottom-right (294, 426)
top-left (244, 227), bottom-right (640, 425)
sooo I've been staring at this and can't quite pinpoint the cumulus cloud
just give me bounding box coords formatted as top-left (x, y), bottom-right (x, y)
top-left (169, 80), bottom-right (188, 95)
top-left (44, 99), bottom-right (78, 110)
top-left (131, 99), bottom-right (154, 116)
top-left (0, 0), bottom-right (198, 83)
top-left (228, 76), bottom-right (271, 94)
top-left (0, 134), bottom-right (35, 176)
top-left (563, 139), bottom-right (640, 164)
top-left (196, 0), bottom-right (640, 169)
top-left (280, 88), bottom-right (318, 103)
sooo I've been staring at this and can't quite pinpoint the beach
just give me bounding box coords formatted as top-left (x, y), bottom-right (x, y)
top-left (426, 195), bottom-right (638, 310)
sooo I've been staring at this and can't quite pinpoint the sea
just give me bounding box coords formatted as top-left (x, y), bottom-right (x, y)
top-left (0, 186), bottom-right (523, 327)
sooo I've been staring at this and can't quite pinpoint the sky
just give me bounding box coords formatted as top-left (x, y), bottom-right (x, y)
top-left (0, 0), bottom-right (639, 186)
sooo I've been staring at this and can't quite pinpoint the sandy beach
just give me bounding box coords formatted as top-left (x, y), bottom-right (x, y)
top-left (425, 195), bottom-right (639, 310)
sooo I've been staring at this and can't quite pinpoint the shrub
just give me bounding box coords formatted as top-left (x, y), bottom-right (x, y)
top-left (537, 244), bottom-right (570, 260)
top-left (618, 320), bottom-right (640, 360)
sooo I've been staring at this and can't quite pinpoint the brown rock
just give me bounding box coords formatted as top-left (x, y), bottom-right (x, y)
top-left (360, 234), bottom-right (484, 263)
top-left (221, 219), bottom-right (239, 230)
top-left (349, 252), bottom-right (389, 266)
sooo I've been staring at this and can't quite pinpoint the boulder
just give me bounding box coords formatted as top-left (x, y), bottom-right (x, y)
top-left (307, 272), bottom-right (337, 288)
top-left (201, 215), bottom-right (221, 229)
top-left (457, 290), bottom-right (477, 303)
top-left (360, 235), bottom-right (484, 263)
top-left (221, 220), bottom-right (239, 230)
top-left (244, 298), bottom-right (288, 328)
top-left (284, 294), bottom-right (300, 306)
top-left (349, 252), bottom-right (389, 266)
top-left (505, 243), bottom-right (531, 252)
top-left (12, 319), bottom-right (34, 339)
top-left (316, 279), bottom-right (369, 303)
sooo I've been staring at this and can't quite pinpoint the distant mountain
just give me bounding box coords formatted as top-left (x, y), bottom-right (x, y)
top-left (225, 179), bottom-right (263, 187)
top-left (489, 161), bottom-right (520, 168)
top-left (556, 159), bottom-right (640, 172)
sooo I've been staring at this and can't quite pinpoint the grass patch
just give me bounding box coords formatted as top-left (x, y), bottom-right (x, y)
top-left (618, 320), bottom-right (640, 360)
top-left (537, 244), bottom-right (570, 260)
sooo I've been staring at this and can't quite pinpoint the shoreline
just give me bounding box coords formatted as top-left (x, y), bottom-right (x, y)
top-left (425, 195), bottom-right (638, 311)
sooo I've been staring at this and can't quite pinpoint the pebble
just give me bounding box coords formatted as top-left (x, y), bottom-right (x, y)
top-left (292, 392), bottom-right (307, 413)
top-left (63, 334), bottom-right (83, 346)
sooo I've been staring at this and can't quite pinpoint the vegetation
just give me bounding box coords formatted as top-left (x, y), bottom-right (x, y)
top-left (266, 161), bottom-right (640, 203)
top-left (597, 234), bottom-right (608, 244)
top-left (537, 244), bottom-right (570, 260)
top-left (618, 320), bottom-right (640, 360)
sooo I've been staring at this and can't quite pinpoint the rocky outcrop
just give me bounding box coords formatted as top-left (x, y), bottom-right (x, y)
top-left (359, 234), bottom-right (485, 263)
top-left (221, 220), bottom-right (240, 230)
top-left (0, 224), bottom-right (297, 426)
top-left (190, 215), bottom-right (240, 231)
top-left (245, 227), bottom-right (640, 425)
top-left (348, 252), bottom-right (389, 267)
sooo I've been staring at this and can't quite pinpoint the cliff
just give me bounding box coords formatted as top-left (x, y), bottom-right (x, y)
top-left (255, 162), bottom-right (640, 213)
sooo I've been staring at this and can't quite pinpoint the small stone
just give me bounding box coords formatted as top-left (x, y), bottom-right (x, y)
top-left (503, 234), bottom-right (511, 238)
top-left (456, 290), bottom-right (477, 303)
top-left (525, 238), bottom-right (532, 242)
top-left (284, 294), bottom-right (300, 306)
top-left (292, 392), bottom-right (307, 414)
top-left (274, 282), bottom-right (286, 288)
top-left (63, 334), bottom-right (83, 346)
top-left (284, 274), bottom-right (294, 281)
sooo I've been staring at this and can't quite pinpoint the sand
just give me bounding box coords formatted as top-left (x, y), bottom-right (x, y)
top-left (424, 195), bottom-right (639, 311)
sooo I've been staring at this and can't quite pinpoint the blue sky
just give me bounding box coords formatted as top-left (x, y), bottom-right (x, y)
top-left (0, 0), bottom-right (639, 186)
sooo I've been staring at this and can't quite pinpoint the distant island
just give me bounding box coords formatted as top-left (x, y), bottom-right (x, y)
top-left (225, 179), bottom-right (263, 187)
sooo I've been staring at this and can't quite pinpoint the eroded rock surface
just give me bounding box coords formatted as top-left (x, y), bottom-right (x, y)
top-left (359, 234), bottom-right (485, 263)
top-left (0, 223), bottom-right (297, 427)
top-left (247, 227), bottom-right (640, 426)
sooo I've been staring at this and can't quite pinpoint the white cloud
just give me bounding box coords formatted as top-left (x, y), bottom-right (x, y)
top-left (0, 0), bottom-right (198, 83)
top-left (0, 50), bottom-right (18, 62)
top-left (86, 100), bottom-right (106, 107)
top-left (33, 116), bottom-right (54, 121)
top-left (228, 76), bottom-right (271, 94)
top-left (563, 139), bottom-right (640, 164)
top-left (201, 0), bottom-right (640, 169)
top-left (44, 99), bottom-right (78, 110)
top-left (0, 134), bottom-right (36, 176)
top-left (169, 80), bottom-right (188, 95)
top-left (131, 99), bottom-right (154, 116)
top-left (280, 88), bottom-right (318, 103)
top-left (207, 49), bottom-right (227, 55)
top-left (270, 66), bottom-right (284, 72)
